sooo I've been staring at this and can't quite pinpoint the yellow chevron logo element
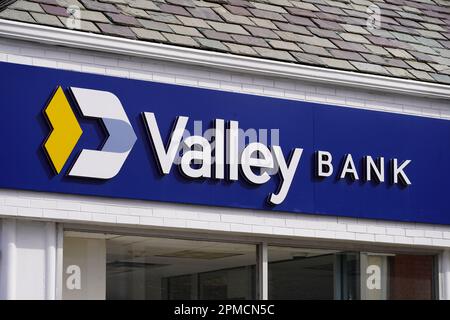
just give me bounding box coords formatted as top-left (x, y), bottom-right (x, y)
top-left (43, 86), bottom-right (83, 174)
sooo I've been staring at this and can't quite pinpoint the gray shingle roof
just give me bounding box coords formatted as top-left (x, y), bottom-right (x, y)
top-left (1, 0), bottom-right (450, 85)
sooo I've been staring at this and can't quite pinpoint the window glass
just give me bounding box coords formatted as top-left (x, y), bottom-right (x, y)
top-left (198, 266), bottom-right (255, 300)
top-left (335, 252), bottom-right (360, 300)
top-left (105, 235), bottom-right (256, 300)
top-left (268, 246), bottom-right (337, 300)
top-left (63, 235), bottom-right (106, 300)
top-left (62, 232), bottom-right (437, 300)
top-left (268, 246), bottom-right (436, 300)
top-left (388, 254), bottom-right (435, 300)
top-left (360, 253), bottom-right (389, 300)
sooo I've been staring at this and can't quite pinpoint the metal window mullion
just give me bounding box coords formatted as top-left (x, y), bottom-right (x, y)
top-left (55, 223), bottom-right (64, 300)
top-left (257, 242), bottom-right (268, 300)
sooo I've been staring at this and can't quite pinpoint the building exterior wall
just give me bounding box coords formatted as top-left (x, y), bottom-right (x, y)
top-left (0, 36), bottom-right (449, 299)
top-left (0, 219), bottom-right (57, 299)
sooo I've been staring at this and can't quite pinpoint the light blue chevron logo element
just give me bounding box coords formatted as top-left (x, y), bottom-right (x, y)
top-left (67, 87), bottom-right (137, 179)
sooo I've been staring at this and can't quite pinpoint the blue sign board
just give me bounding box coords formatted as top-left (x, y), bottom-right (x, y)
top-left (0, 62), bottom-right (449, 224)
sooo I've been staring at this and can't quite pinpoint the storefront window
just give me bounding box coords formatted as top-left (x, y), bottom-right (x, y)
top-left (268, 246), bottom-right (436, 300)
top-left (268, 247), bottom-right (335, 299)
top-left (63, 232), bottom-right (256, 300)
top-left (62, 232), bottom-right (437, 300)
top-left (335, 252), bottom-right (360, 300)
top-left (388, 254), bottom-right (436, 300)
top-left (360, 253), bottom-right (389, 300)
top-left (268, 246), bottom-right (358, 300)
top-left (106, 236), bottom-right (256, 300)
top-left (360, 253), bottom-right (436, 300)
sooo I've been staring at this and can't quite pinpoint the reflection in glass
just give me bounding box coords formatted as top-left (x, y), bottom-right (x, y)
top-left (268, 246), bottom-right (436, 300)
top-left (268, 246), bottom-right (337, 300)
top-left (63, 232), bottom-right (437, 300)
top-left (388, 254), bottom-right (435, 300)
top-left (106, 235), bottom-right (256, 300)
top-left (335, 252), bottom-right (360, 300)
top-left (360, 253), bottom-right (388, 300)
top-left (198, 266), bottom-right (255, 300)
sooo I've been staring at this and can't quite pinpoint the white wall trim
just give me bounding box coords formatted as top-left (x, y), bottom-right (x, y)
top-left (45, 222), bottom-right (56, 300)
top-left (0, 19), bottom-right (449, 99)
top-left (0, 219), bottom-right (16, 299)
top-left (440, 250), bottom-right (450, 300)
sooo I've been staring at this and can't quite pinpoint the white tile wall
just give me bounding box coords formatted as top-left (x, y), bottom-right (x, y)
top-left (0, 37), bottom-right (450, 249)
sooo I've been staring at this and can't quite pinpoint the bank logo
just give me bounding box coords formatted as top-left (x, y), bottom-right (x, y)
top-left (43, 87), bottom-right (137, 179)
top-left (43, 86), bottom-right (411, 205)
top-left (43, 86), bottom-right (83, 174)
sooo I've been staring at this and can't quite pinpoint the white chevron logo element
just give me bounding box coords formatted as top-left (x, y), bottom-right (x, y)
top-left (67, 87), bottom-right (137, 179)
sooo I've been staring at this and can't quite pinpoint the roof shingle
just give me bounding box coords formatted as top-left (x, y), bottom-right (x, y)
top-left (1, 0), bottom-right (450, 85)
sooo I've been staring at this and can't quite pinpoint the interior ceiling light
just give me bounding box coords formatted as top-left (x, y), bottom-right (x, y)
top-left (156, 250), bottom-right (243, 260)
